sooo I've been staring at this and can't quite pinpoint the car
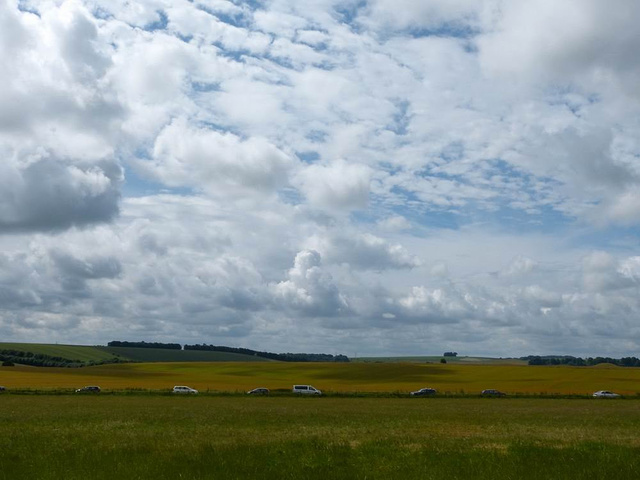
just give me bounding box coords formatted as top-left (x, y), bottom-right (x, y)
top-left (292, 385), bottom-right (322, 395)
top-left (481, 389), bottom-right (506, 397)
top-left (75, 386), bottom-right (101, 393)
top-left (593, 390), bottom-right (621, 398)
top-left (173, 386), bottom-right (198, 394)
top-left (410, 388), bottom-right (437, 396)
top-left (0, 386), bottom-right (5, 392)
top-left (247, 387), bottom-right (269, 395)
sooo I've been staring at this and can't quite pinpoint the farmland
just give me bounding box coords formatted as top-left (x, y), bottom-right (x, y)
top-left (1, 361), bottom-right (640, 395)
top-left (1, 396), bottom-right (639, 479)
top-left (0, 342), bottom-right (269, 363)
top-left (2, 360), bottom-right (640, 478)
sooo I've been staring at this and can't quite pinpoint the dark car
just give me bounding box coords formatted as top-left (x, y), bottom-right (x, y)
top-left (75, 386), bottom-right (101, 393)
top-left (410, 388), bottom-right (437, 396)
top-left (481, 389), bottom-right (506, 397)
top-left (247, 387), bottom-right (270, 395)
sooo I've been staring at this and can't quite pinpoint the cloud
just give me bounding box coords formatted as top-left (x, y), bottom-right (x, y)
top-left (271, 250), bottom-right (349, 317)
top-left (2, 0), bottom-right (640, 357)
top-left (478, 0), bottom-right (640, 96)
top-left (295, 160), bottom-right (372, 211)
top-left (306, 232), bottom-right (420, 270)
top-left (145, 118), bottom-right (294, 196)
top-left (0, 157), bottom-right (122, 233)
top-left (0, 1), bottom-right (125, 233)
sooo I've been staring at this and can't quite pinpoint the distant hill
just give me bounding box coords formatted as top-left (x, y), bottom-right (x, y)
top-left (0, 343), bottom-right (120, 364)
top-left (98, 346), bottom-right (273, 363)
top-left (353, 356), bottom-right (527, 365)
top-left (0, 343), bottom-right (273, 365)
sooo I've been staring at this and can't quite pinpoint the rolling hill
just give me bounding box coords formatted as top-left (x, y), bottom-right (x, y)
top-left (0, 343), bottom-right (272, 364)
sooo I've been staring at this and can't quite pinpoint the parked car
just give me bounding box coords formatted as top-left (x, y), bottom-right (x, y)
top-left (410, 388), bottom-right (437, 396)
top-left (75, 386), bottom-right (101, 393)
top-left (173, 386), bottom-right (198, 394)
top-left (292, 385), bottom-right (322, 395)
top-left (593, 390), bottom-right (621, 398)
top-left (481, 389), bottom-right (506, 397)
top-left (247, 387), bottom-right (269, 395)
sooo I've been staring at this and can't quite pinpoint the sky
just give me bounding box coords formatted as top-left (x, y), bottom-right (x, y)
top-left (1, 0), bottom-right (640, 357)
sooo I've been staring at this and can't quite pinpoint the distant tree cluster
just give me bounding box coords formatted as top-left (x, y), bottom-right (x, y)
top-left (183, 344), bottom-right (350, 362)
top-left (107, 341), bottom-right (182, 350)
top-left (0, 349), bottom-right (128, 368)
top-left (443, 352), bottom-right (458, 357)
top-left (523, 355), bottom-right (640, 367)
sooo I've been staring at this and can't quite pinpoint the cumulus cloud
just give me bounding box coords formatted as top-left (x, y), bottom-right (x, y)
top-left (0, 157), bottom-right (122, 233)
top-left (306, 233), bottom-right (420, 270)
top-left (271, 250), bottom-right (349, 317)
top-left (478, 0), bottom-right (640, 95)
top-left (2, 0), bottom-right (640, 356)
top-left (145, 118), bottom-right (293, 196)
top-left (295, 160), bottom-right (372, 211)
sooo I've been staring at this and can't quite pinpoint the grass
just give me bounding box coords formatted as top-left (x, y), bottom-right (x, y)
top-left (98, 346), bottom-right (273, 363)
top-left (0, 343), bottom-right (120, 362)
top-left (0, 396), bottom-right (639, 479)
top-left (0, 342), bottom-right (271, 363)
top-left (1, 361), bottom-right (640, 395)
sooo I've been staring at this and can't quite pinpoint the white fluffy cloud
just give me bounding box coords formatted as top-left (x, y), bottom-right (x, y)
top-left (296, 160), bottom-right (372, 211)
top-left (147, 118), bottom-right (293, 196)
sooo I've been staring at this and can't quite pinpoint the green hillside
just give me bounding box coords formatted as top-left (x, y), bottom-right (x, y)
top-left (0, 343), bottom-right (274, 364)
top-left (0, 343), bottom-right (120, 362)
top-left (97, 346), bottom-right (273, 363)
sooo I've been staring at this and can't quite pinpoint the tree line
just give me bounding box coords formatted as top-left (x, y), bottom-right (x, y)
top-left (523, 355), bottom-right (640, 367)
top-left (183, 344), bottom-right (350, 362)
top-left (107, 341), bottom-right (182, 350)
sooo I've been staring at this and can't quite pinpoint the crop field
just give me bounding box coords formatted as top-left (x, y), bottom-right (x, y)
top-left (0, 343), bottom-right (269, 363)
top-left (2, 361), bottom-right (640, 395)
top-left (0, 343), bottom-right (120, 362)
top-left (1, 396), bottom-right (639, 479)
top-left (97, 346), bottom-right (272, 363)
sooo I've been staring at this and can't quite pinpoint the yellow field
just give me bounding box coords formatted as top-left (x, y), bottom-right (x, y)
top-left (2, 361), bottom-right (640, 395)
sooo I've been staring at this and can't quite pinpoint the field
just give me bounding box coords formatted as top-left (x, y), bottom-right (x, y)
top-left (355, 355), bottom-right (527, 365)
top-left (0, 343), bottom-right (121, 362)
top-left (0, 343), bottom-right (268, 363)
top-left (1, 396), bottom-right (639, 479)
top-left (2, 361), bottom-right (640, 395)
top-left (96, 346), bottom-right (272, 363)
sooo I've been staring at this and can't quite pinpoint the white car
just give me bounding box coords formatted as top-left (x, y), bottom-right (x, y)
top-left (592, 390), bottom-right (620, 398)
top-left (173, 385), bottom-right (198, 394)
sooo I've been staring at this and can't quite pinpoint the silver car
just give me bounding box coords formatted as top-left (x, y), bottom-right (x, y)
top-left (173, 386), bottom-right (198, 394)
top-left (592, 390), bottom-right (620, 398)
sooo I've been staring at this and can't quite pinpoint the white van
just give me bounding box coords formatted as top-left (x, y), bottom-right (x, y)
top-left (173, 385), bottom-right (198, 394)
top-left (292, 385), bottom-right (322, 395)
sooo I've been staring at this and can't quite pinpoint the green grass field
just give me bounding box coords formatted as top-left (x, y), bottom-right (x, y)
top-left (0, 343), bottom-right (121, 362)
top-left (97, 346), bottom-right (273, 363)
top-left (0, 343), bottom-right (271, 363)
top-left (2, 361), bottom-right (639, 395)
top-left (1, 396), bottom-right (638, 479)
